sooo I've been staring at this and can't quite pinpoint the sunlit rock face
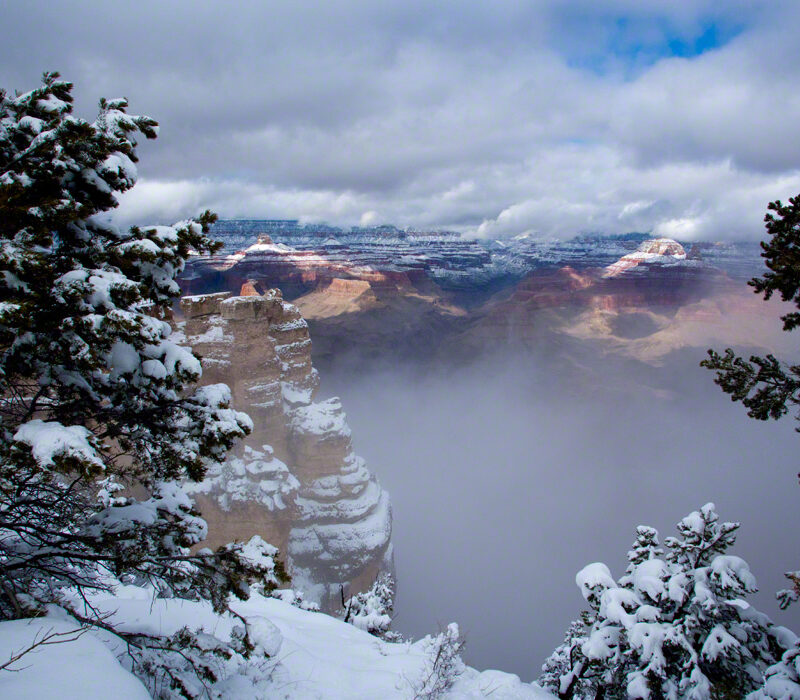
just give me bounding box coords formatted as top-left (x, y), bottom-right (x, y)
top-left (449, 239), bottom-right (789, 368)
top-left (175, 286), bottom-right (392, 609)
top-left (179, 227), bottom-right (773, 374)
top-left (602, 238), bottom-right (688, 278)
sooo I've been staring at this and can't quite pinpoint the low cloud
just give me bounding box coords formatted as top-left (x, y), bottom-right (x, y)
top-left (323, 354), bottom-right (800, 678)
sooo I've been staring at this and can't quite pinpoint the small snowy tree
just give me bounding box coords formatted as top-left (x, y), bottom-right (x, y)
top-left (0, 73), bottom-right (288, 694)
top-left (625, 526), bottom-right (663, 569)
top-left (540, 504), bottom-right (796, 699)
top-left (410, 622), bottom-right (466, 699)
top-left (340, 572), bottom-right (396, 639)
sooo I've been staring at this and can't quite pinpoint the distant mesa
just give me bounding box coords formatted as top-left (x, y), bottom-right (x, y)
top-left (638, 238), bottom-right (687, 257)
top-left (177, 221), bottom-right (772, 371)
top-left (603, 238), bottom-right (688, 278)
top-left (184, 221), bottom-right (763, 309)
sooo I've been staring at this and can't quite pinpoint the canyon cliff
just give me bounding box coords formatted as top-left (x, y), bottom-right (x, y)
top-left (173, 287), bottom-right (393, 609)
top-left (178, 225), bottom-right (783, 378)
top-left (455, 237), bottom-right (788, 366)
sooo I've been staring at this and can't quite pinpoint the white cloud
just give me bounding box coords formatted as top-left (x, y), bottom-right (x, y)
top-left (359, 210), bottom-right (380, 226)
top-left (5, 0), bottom-right (800, 240)
top-left (653, 218), bottom-right (702, 239)
top-left (114, 179), bottom-right (370, 228)
top-left (472, 154), bottom-right (800, 240)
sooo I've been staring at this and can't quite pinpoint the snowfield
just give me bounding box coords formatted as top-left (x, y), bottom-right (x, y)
top-left (0, 617), bottom-right (151, 700)
top-left (0, 589), bottom-right (554, 699)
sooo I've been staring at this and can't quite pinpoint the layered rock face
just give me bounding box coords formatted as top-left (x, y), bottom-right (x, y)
top-left (175, 288), bottom-right (392, 608)
top-left (182, 223), bottom-right (767, 307)
top-left (602, 238), bottom-right (688, 278)
top-left (180, 228), bottom-right (499, 308)
top-left (179, 225), bottom-right (772, 373)
top-left (450, 238), bottom-right (788, 368)
top-left (183, 235), bottom-right (470, 372)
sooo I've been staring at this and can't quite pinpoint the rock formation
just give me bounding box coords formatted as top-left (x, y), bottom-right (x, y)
top-left (178, 225), bottom-right (774, 373)
top-left (179, 229), bottom-right (499, 307)
top-left (602, 238), bottom-right (688, 278)
top-left (174, 287), bottom-right (392, 609)
top-left (182, 223), bottom-right (767, 308)
top-left (446, 238), bottom-right (791, 369)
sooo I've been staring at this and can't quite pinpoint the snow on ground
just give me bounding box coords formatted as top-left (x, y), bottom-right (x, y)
top-left (0, 590), bottom-right (554, 699)
top-left (0, 616), bottom-right (150, 700)
top-left (248, 596), bottom-right (548, 699)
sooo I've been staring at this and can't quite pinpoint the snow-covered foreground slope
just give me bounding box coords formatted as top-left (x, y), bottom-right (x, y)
top-left (0, 589), bottom-right (554, 699)
top-left (0, 617), bottom-right (151, 700)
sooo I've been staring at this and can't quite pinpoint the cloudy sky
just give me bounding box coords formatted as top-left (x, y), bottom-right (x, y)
top-left (3, 0), bottom-right (800, 240)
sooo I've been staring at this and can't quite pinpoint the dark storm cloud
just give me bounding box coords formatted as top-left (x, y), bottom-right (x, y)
top-left (2, 1), bottom-right (800, 237)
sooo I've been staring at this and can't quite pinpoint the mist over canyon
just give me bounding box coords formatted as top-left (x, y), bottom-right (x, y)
top-left (178, 222), bottom-right (800, 681)
top-left (321, 354), bottom-right (800, 680)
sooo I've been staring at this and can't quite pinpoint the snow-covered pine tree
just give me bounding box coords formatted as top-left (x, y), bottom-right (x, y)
top-left (0, 72), bottom-right (288, 693)
top-left (538, 616), bottom-right (594, 699)
top-left (411, 623), bottom-right (466, 699)
top-left (539, 504), bottom-right (796, 699)
top-left (341, 572), bottom-right (397, 639)
top-left (750, 571), bottom-right (800, 698)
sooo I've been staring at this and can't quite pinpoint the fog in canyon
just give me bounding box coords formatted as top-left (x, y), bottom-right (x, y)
top-left (320, 349), bottom-right (800, 682)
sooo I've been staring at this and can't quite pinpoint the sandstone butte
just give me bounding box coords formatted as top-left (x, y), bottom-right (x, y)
top-left (173, 286), bottom-right (393, 610)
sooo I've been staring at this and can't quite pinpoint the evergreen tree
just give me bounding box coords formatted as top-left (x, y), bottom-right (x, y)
top-left (539, 504), bottom-right (794, 699)
top-left (702, 195), bottom-right (800, 433)
top-left (0, 73), bottom-right (288, 695)
top-left (752, 570), bottom-right (800, 699)
top-left (340, 572), bottom-right (397, 640)
top-left (701, 194), bottom-right (800, 698)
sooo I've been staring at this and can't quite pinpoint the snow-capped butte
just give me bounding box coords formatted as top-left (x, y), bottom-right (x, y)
top-left (603, 238), bottom-right (688, 278)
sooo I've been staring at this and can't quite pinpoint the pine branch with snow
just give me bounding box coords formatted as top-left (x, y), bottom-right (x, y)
top-left (778, 570), bottom-right (800, 611)
top-left (750, 644), bottom-right (800, 700)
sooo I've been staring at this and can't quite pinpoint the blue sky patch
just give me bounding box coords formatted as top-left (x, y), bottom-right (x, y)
top-left (556, 13), bottom-right (746, 78)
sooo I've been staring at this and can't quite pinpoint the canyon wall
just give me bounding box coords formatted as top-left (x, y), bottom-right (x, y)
top-left (174, 288), bottom-right (392, 609)
top-left (178, 230), bottom-right (779, 377)
top-left (440, 239), bottom-right (792, 379)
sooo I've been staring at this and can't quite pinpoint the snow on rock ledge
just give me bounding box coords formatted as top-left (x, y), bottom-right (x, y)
top-left (176, 285), bottom-right (392, 610)
top-left (603, 238), bottom-right (688, 278)
top-left (291, 397), bottom-right (352, 438)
